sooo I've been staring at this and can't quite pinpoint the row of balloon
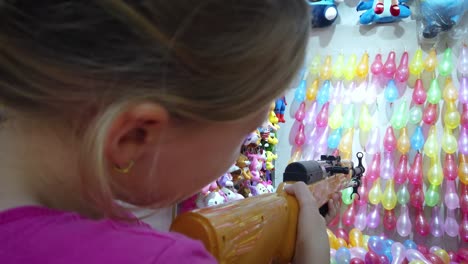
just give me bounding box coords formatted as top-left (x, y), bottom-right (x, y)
top-left (288, 43), bottom-right (468, 259)
top-left (327, 228), bottom-right (468, 264)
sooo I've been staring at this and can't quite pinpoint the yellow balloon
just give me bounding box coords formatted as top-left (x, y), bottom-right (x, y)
top-left (306, 79), bottom-right (319, 101)
top-left (327, 228), bottom-right (339, 249)
top-left (359, 104), bottom-right (372, 131)
top-left (424, 48), bottom-right (438, 72)
top-left (444, 101), bottom-right (460, 130)
top-left (397, 127), bottom-right (410, 154)
top-left (382, 179), bottom-right (397, 210)
top-left (459, 154), bottom-right (468, 184)
top-left (333, 53), bottom-right (345, 79)
top-left (428, 157), bottom-right (444, 186)
top-left (356, 52), bottom-right (369, 79)
top-left (441, 128), bottom-right (458, 154)
top-left (344, 54), bottom-right (357, 81)
top-left (369, 178), bottom-right (382, 205)
top-left (320, 55), bottom-right (333, 80)
top-left (433, 249), bottom-right (450, 264)
top-left (349, 228), bottom-right (363, 248)
top-left (309, 55), bottom-right (321, 77)
top-left (362, 235), bottom-right (370, 251)
top-left (423, 126), bottom-right (439, 159)
top-left (329, 104), bottom-right (343, 130)
top-left (336, 238), bottom-right (348, 248)
top-left (289, 148), bottom-right (302, 164)
top-left (339, 128), bottom-right (354, 155)
top-left (409, 261), bottom-right (425, 264)
top-left (409, 48), bottom-right (424, 76)
top-left (442, 77), bottom-right (458, 102)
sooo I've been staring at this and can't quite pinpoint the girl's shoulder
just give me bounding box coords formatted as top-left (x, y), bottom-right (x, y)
top-left (0, 206), bottom-right (217, 264)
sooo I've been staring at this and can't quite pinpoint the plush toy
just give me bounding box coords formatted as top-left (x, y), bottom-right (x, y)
top-left (243, 130), bottom-right (261, 146)
top-left (264, 133), bottom-right (279, 152)
top-left (357, 0), bottom-right (411, 25)
top-left (236, 154), bottom-right (253, 180)
top-left (204, 191), bottom-right (225, 207)
top-left (201, 180), bottom-right (218, 195)
top-left (419, 0), bottom-right (468, 39)
top-left (249, 183), bottom-right (270, 196)
top-left (265, 151), bottom-right (278, 171)
top-left (238, 183), bottom-right (252, 198)
top-left (307, 0), bottom-right (343, 28)
top-left (274, 96), bottom-right (287, 123)
top-left (220, 187), bottom-right (244, 201)
top-left (217, 172), bottom-right (234, 188)
top-left (247, 153), bottom-right (265, 182)
top-left (261, 180), bottom-right (276, 193)
top-left (374, 0), bottom-right (400, 16)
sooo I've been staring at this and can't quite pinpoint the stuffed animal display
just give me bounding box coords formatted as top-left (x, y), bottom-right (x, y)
top-left (307, 0), bottom-right (344, 28)
top-left (357, 0), bottom-right (411, 25)
top-left (418, 0), bottom-right (468, 39)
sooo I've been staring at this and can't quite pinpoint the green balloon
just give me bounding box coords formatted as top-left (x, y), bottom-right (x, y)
top-left (439, 48), bottom-right (453, 76)
top-left (341, 187), bottom-right (354, 205)
top-left (409, 106), bottom-right (423, 124)
top-left (425, 184), bottom-right (440, 207)
top-left (342, 104), bottom-right (355, 129)
top-left (397, 184), bottom-right (410, 205)
top-left (391, 100), bottom-right (409, 129)
top-left (427, 79), bottom-right (442, 104)
top-left (331, 257), bottom-right (337, 264)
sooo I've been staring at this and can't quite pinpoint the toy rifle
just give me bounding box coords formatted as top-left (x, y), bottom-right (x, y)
top-left (170, 152), bottom-right (365, 264)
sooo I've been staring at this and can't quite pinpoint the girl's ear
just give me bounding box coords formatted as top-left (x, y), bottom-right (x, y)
top-left (105, 103), bottom-right (169, 170)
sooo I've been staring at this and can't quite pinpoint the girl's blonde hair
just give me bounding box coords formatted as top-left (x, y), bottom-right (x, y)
top-left (0, 0), bottom-right (310, 217)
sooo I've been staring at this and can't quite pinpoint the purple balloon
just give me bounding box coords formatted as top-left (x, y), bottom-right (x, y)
top-left (444, 180), bottom-right (460, 210)
top-left (459, 126), bottom-right (468, 155)
top-left (397, 204), bottom-right (412, 237)
top-left (391, 242), bottom-right (406, 264)
top-left (366, 128), bottom-right (381, 155)
top-left (365, 251), bottom-right (380, 264)
top-left (367, 204), bottom-right (381, 229)
top-left (405, 249), bottom-right (431, 263)
top-left (445, 208), bottom-right (459, 237)
top-left (430, 206), bottom-right (445, 238)
top-left (460, 77), bottom-right (468, 104)
top-left (350, 247), bottom-right (367, 260)
top-left (354, 203), bottom-right (368, 231)
top-left (381, 151), bottom-right (395, 181)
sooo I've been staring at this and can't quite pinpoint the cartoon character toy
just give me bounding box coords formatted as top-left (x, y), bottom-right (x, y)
top-left (357, 0), bottom-right (411, 25)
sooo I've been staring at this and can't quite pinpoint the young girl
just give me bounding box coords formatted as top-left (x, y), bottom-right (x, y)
top-left (0, 1), bottom-right (339, 263)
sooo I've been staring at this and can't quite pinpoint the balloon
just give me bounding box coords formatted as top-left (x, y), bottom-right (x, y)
top-left (459, 154), bottom-right (468, 184)
top-left (459, 126), bottom-right (468, 155)
top-left (430, 247), bottom-right (451, 264)
top-left (365, 250), bottom-right (380, 264)
top-left (342, 187), bottom-right (354, 205)
top-left (461, 213), bottom-right (468, 242)
top-left (329, 104), bottom-right (343, 130)
top-left (337, 238), bottom-right (348, 250)
top-left (442, 77), bottom-right (458, 102)
top-left (350, 258), bottom-right (364, 264)
top-left (384, 51), bottom-right (397, 78)
top-left (362, 235), bottom-right (370, 251)
top-left (382, 179), bottom-right (397, 210)
top-left (424, 253), bottom-right (445, 264)
top-left (289, 147), bottom-right (302, 164)
top-left (304, 101), bottom-right (318, 127)
top-left (443, 153), bottom-right (458, 181)
top-left (445, 180), bottom-right (460, 210)
top-left (409, 106), bottom-right (423, 125)
top-left (327, 228), bottom-right (339, 249)
top-left (444, 208), bottom-right (459, 237)
top-left (406, 249), bottom-right (431, 263)
top-left (355, 203), bottom-right (367, 231)
top-left (430, 206), bottom-right (445, 238)
top-left (328, 128), bottom-right (343, 149)
top-left (412, 79), bottom-right (427, 105)
top-left (397, 128), bottom-right (410, 154)
top-left (357, 177), bottom-right (369, 205)
top-left (320, 55), bottom-right (333, 80)
top-left (367, 236), bottom-right (384, 255)
top-left (424, 48), bottom-right (438, 72)
top-left (396, 51), bottom-right (409, 83)
top-left (427, 79), bottom-right (442, 104)
top-left (381, 151), bottom-right (395, 181)
top-left (356, 52), bottom-right (369, 79)
top-left (371, 53), bottom-right (384, 75)
top-left (414, 208), bottom-right (430, 236)
top-left (342, 104), bottom-right (355, 129)
top-left (425, 184), bottom-right (440, 207)
top-left (443, 102), bottom-right (460, 130)
top-left (339, 128), bottom-right (354, 157)
top-left (317, 80), bottom-right (331, 105)
top-left (369, 178), bottom-right (382, 205)
top-left (462, 103), bottom-right (468, 128)
top-left (448, 250), bottom-right (459, 262)
top-left (367, 204), bottom-right (381, 229)
top-left (316, 102), bottom-right (330, 128)
top-left (364, 78), bottom-right (378, 105)
top-left (423, 126), bottom-right (438, 159)
top-left (343, 82), bottom-right (354, 105)
top-left (333, 53), bottom-right (345, 80)
top-left (383, 126), bottom-right (397, 152)
top-left (350, 247), bottom-right (367, 260)
top-left (391, 242), bottom-right (406, 264)
top-left (397, 205), bottom-right (412, 237)
top-left (343, 202), bottom-right (356, 227)
top-left (397, 184), bottom-right (410, 205)
top-left (391, 100), bottom-right (409, 130)
top-left (380, 255), bottom-right (391, 264)
top-left (409, 48), bottom-right (424, 76)
top-left (385, 79), bottom-right (399, 102)
top-left (366, 128), bottom-right (381, 155)
top-left (349, 228), bottom-right (363, 248)
top-left (344, 54), bottom-right (357, 81)
top-left (295, 102), bottom-right (306, 122)
top-left (294, 79), bottom-right (307, 102)
top-left (331, 81), bottom-right (344, 105)
top-left (383, 209), bottom-right (397, 230)
top-left (309, 55), bottom-right (321, 77)
top-left (408, 152), bottom-right (423, 185)
top-left (458, 43), bottom-right (468, 76)
top-left (461, 183), bottom-right (468, 213)
top-left (335, 228), bottom-right (349, 244)
top-left (315, 126), bottom-right (330, 158)
top-left (428, 157), bottom-right (444, 186)
top-left (403, 240), bottom-right (417, 250)
top-left (359, 104), bottom-right (372, 132)
top-left (438, 48), bottom-right (453, 76)
top-left (422, 103), bottom-right (438, 125)
top-left (294, 123), bottom-right (306, 147)
top-left (460, 77), bottom-right (468, 104)
top-left (410, 184), bottom-right (424, 209)
top-left (306, 79), bottom-right (319, 101)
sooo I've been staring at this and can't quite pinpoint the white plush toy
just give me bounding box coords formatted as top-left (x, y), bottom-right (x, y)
top-left (204, 191), bottom-right (226, 207)
top-left (221, 187), bottom-right (244, 202)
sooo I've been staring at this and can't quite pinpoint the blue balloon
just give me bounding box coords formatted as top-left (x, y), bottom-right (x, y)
top-left (294, 80), bottom-right (307, 102)
top-left (368, 236), bottom-right (386, 255)
top-left (410, 126), bottom-right (425, 150)
top-left (327, 128), bottom-right (342, 149)
top-left (384, 79), bottom-right (399, 102)
top-left (317, 80), bottom-right (331, 105)
top-left (335, 247), bottom-right (351, 264)
top-left (403, 239), bottom-right (417, 250)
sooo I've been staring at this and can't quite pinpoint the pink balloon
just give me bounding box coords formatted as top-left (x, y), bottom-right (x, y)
top-left (417, 245), bottom-right (429, 255)
top-left (460, 77), bottom-right (468, 104)
top-left (350, 258), bottom-right (365, 264)
top-left (336, 228), bottom-right (349, 243)
top-left (357, 177), bottom-right (369, 205)
top-left (412, 79), bottom-right (427, 105)
top-left (459, 247), bottom-right (468, 263)
top-left (316, 102), bottom-right (329, 128)
top-left (448, 250), bottom-right (460, 262)
top-left (343, 202), bottom-right (356, 227)
top-left (379, 255), bottom-right (390, 264)
top-left (366, 128), bottom-right (381, 155)
top-left (383, 209), bottom-right (396, 231)
top-left (397, 205), bottom-right (411, 237)
top-left (365, 250), bottom-right (380, 264)
top-left (381, 151), bottom-right (395, 180)
top-left (430, 206), bottom-right (444, 238)
top-left (367, 152), bottom-right (381, 182)
top-left (443, 153), bottom-right (458, 181)
top-left (371, 53), bottom-right (384, 75)
top-left (383, 51), bottom-right (397, 78)
top-left (383, 126), bottom-right (397, 152)
top-left (367, 204), bottom-right (381, 229)
top-left (294, 123), bottom-right (305, 147)
top-left (461, 103), bottom-right (468, 129)
top-left (422, 103), bottom-right (438, 125)
top-left (445, 208), bottom-right (459, 237)
top-left (444, 180), bottom-right (460, 210)
top-left (459, 126), bottom-right (468, 155)
top-left (461, 183), bottom-right (468, 214)
top-left (396, 51), bottom-right (409, 83)
top-left (410, 184), bottom-right (424, 209)
top-left (408, 152), bottom-right (423, 185)
top-left (395, 154), bottom-right (409, 184)
top-left (424, 253), bottom-right (445, 264)
top-left (461, 213), bottom-right (468, 242)
top-left (415, 208), bottom-right (430, 236)
top-left (295, 102), bottom-right (306, 122)
top-left (355, 203), bottom-right (368, 231)
top-left (304, 101), bottom-right (318, 127)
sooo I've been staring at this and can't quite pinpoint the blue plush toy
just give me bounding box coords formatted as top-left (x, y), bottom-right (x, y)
top-left (307, 0), bottom-right (343, 28)
top-left (357, 0), bottom-right (411, 25)
top-left (419, 0), bottom-right (468, 39)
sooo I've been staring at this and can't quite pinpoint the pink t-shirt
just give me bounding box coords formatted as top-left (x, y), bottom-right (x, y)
top-left (0, 206), bottom-right (217, 264)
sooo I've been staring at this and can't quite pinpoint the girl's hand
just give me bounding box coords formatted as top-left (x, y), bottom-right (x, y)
top-left (324, 192), bottom-right (341, 225)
